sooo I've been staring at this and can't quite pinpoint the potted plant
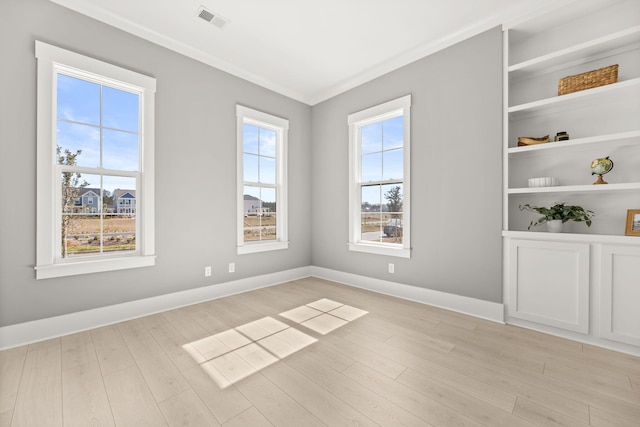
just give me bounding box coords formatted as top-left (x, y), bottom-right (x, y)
top-left (519, 203), bottom-right (595, 232)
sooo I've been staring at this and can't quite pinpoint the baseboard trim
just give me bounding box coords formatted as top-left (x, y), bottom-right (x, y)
top-left (0, 265), bottom-right (505, 350)
top-left (0, 266), bottom-right (311, 351)
top-left (310, 266), bottom-right (505, 324)
top-left (506, 316), bottom-right (640, 358)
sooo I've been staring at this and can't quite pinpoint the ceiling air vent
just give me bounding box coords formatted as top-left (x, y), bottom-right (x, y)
top-left (196, 6), bottom-right (229, 29)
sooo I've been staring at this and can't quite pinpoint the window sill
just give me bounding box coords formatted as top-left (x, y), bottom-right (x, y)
top-left (348, 242), bottom-right (411, 258)
top-left (237, 241), bottom-right (289, 255)
top-left (35, 255), bottom-right (156, 279)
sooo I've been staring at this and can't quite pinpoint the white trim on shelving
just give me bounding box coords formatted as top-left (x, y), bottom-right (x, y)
top-left (508, 77), bottom-right (640, 119)
top-left (502, 230), bottom-right (640, 245)
top-left (508, 182), bottom-right (640, 194)
top-left (508, 25), bottom-right (640, 77)
top-left (507, 130), bottom-right (640, 154)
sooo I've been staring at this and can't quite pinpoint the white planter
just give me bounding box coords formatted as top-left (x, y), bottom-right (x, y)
top-left (546, 220), bottom-right (563, 233)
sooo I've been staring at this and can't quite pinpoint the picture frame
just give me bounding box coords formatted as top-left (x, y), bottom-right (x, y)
top-left (625, 209), bottom-right (640, 236)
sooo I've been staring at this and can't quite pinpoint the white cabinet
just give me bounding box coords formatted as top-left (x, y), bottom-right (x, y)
top-left (507, 239), bottom-right (589, 333)
top-left (599, 245), bottom-right (640, 347)
top-left (502, 0), bottom-right (640, 355)
top-left (505, 236), bottom-right (640, 355)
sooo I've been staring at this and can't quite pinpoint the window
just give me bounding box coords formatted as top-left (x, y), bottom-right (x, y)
top-left (348, 95), bottom-right (411, 258)
top-left (35, 41), bottom-right (156, 279)
top-left (236, 105), bottom-right (289, 254)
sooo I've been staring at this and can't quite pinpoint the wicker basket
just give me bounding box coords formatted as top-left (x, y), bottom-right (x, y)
top-left (558, 64), bottom-right (618, 96)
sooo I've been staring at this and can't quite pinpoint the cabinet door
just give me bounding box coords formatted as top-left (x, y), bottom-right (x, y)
top-left (508, 239), bottom-right (590, 333)
top-left (600, 245), bottom-right (640, 346)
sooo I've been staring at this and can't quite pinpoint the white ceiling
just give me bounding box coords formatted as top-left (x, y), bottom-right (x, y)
top-left (51, 0), bottom-right (570, 105)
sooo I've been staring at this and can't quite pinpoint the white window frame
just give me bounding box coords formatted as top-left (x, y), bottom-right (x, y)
top-left (236, 105), bottom-right (289, 254)
top-left (348, 95), bottom-right (411, 258)
top-left (35, 41), bottom-right (156, 279)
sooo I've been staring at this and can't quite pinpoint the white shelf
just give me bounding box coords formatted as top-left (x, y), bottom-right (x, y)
top-left (508, 26), bottom-right (640, 78)
top-left (507, 130), bottom-right (640, 154)
top-left (508, 182), bottom-right (640, 195)
top-left (508, 78), bottom-right (640, 120)
top-left (502, 230), bottom-right (639, 245)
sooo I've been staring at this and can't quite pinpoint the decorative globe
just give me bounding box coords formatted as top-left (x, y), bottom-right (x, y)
top-left (591, 156), bottom-right (613, 185)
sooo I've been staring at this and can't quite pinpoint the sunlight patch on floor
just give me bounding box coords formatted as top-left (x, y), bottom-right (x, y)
top-left (280, 298), bottom-right (368, 334)
top-left (183, 299), bottom-right (367, 388)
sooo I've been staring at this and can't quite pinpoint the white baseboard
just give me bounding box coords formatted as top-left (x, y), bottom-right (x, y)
top-left (0, 266), bottom-right (311, 351)
top-left (310, 266), bottom-right (505, 324)
top-left (0, 265), bottom-right (505, 350)
top-left (506, 316), bottom-right (640, 358)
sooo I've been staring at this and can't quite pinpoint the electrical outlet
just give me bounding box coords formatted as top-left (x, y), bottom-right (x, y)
top-left (229, 262), bottom-right (235, 273)
top-left (204, 266), bottom-right (212, 277)
top-left (388, 263), bottom-right (394, 274)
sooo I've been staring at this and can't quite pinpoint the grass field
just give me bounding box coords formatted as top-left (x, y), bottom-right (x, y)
top-left (243, 215), bottom-right (276, 241)
top-left (67, 216), bottom-right (135, 234)
top-left (64, 217), bottom-right (136, 256)
top-left (63, 214), bottom-right (401, 251)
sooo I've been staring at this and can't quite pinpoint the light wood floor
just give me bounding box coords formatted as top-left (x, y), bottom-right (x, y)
top-left (1, 277), bottom-right (639, 426)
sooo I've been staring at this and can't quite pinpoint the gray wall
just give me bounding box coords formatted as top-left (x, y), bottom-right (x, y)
top-left (0, 0), bottom-right (312, 327)
top-left (310, 27), bottom-right (503, 302)
top-left (0, 0), bottom-right (503, 328)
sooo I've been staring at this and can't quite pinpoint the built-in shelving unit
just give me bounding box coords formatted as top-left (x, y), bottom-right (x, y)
top-left (502, 0), bottom-right (640, 354)
top-left (504, 0), bottom-right (640, 236)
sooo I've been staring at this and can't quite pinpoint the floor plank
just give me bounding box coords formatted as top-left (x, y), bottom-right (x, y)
top-left (118, 319), bottom-right (190, 402)
top-left (181, 364), bottom-right (252, 424)
top-left (343, 329), bottom-right (591, 423)
top-left (260, 359), bottom-right (378, 426)
top-left (589, 406), bottom-right (640, 427)
top-left (62, 361), bottom-right (115, 426)
top-left (91, 324), bottom-right (136, 376)
top-left (222, 407), bottom-right (273, 427)
top-left (397, 367), bottom-right (536, 427)
top-left (11, 339), bottom-right (62, 427)
top-left (0, 411), bottom-right (12, 427)
top-left (343, 362), bottom-right (484, 427)
top-left (0, 346), bottom-right (26, 415)
top-left (61, 331), bottom-right (98, 371)
top-left (287, 351), bottom-right (431, 427)
top-left (513, 397), bottom-right (590, 427)
top-left (234, 372), bottom-right (326, 427)
top-left (158, 389), bottom-right (221, 427)
top-left (102, 366), bottom-right (167, 427)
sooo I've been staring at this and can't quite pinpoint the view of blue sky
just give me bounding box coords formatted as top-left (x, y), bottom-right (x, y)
top-left (360, 115), bottom-right (404, 206)
top-left (56, 73), bottom-right (140, 192)
top-left (243, 123), bottom-right (277, 204)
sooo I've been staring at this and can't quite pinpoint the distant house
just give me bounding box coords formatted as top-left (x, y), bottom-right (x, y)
top-left (243, 194), bottom-right (271, 216)
top-left (114, 189), bottom-right (136, 216)
top-left (73, 188), bottom-right (100, 213)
